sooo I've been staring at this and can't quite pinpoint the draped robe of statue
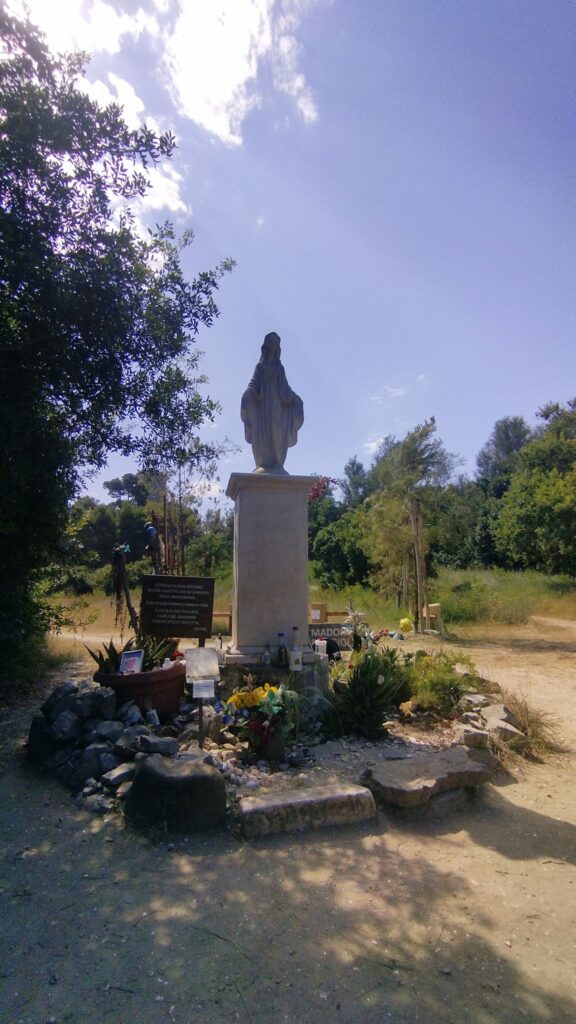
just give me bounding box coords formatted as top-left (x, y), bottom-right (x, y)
top-left (240, 332), bottom-right (304, 474)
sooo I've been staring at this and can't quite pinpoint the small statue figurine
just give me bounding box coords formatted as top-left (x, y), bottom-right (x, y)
top-left (241, 331), bottom-right (304, 473)
top-left (144, 514), bottom-right (165, 574)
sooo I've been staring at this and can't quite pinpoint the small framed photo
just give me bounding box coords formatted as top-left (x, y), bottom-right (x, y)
top-left (119, 650), bottom-right (144, 675)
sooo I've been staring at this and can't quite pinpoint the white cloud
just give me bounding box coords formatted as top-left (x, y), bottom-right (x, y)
top-left (7, 0), bottom-right (157, 55)
top-left (271, 12), bottom-right (318, 125)
top-left (364, 435), bottom-right (385, 456)
top-left (138, 163), bottom-right (190, 215)
top-left (160, 0), bottom-right (321, 145)
top-left (256, 215), bottom-right (265, 227)
top-left (9, 1), bottom-right (322, 147)
top-left (79, 73), bottom-right (147, 130)
top-left (369, 386), bottom-right (408, 402)
top-left (78, 75), bottom-right (187, 217)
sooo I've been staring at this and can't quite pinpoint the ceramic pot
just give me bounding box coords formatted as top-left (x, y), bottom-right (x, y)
top-left (94, 660), bottom-right (186, 720)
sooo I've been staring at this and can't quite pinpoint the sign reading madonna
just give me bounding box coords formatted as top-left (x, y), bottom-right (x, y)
top-left (140, 576), bottom-right (215, 639)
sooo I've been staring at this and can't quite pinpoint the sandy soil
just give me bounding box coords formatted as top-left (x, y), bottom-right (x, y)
top-left (1, 617), bottom-right (575, 1024)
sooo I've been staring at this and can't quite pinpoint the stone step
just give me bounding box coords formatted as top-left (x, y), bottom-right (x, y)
top-left (360, 747), bottom-right (497, 809)
top-left (237, 782), bottom-right (376, 838)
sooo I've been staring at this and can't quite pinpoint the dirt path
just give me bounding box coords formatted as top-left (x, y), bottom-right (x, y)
top-left (1, 618), bottom-right (575, 1024)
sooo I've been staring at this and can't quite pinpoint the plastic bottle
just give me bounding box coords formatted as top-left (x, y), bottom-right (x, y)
top-left (277, 632), bottom-right (289, 668)
top-left (262, 643), bottom-right (272, 667)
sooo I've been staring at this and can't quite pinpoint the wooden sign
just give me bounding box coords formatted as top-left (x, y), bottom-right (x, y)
top-left (308, 623), bottom-right (353, 651)
top-left (140, 575), bottom-right (215, 638)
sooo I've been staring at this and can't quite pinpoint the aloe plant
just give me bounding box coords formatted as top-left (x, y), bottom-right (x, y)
top-left (85, 635), bottom-right (180, 673)
top-left (323, 648), bottom-right (409, 740)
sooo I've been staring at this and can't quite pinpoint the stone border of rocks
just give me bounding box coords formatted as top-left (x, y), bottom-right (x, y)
top-left (451, 692), bottom-right (528, 752)
top-left (26, 679), bottom-right (519, 834)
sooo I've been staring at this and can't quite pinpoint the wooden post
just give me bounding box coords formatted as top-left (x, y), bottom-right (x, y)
top-left (122, 573), bottom-right (139, 634)
top-left (198, 698), bottom-right (204, 749)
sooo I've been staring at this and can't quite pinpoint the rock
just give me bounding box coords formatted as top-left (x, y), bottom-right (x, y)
top-left (116, 780), bottom-right (133, 801)
top-left (481, 703), bottom-right (524, 732)
top-left (238, 783), bottom-right (376, 838)
top-left (54, 750), bottom-right (81, 787)
top-left (457, 692), bottom-right (492, 711)
top-left (116, 700), bottom-right (145, 725)
top-left (221, 731), bottom-right (239, 746)
top-left (73, 689), bottom-right (99, 720)
top-left (47, 747), bottom-right (78, 770)
top-left (203, 753), bottom-right (225, 771)
top-left (124, 755), bottom-right (226, 832)
top-left (50, 710), bottom-right (82, 744)
top-left (68, 742), bottom-right (119, 790)
top-left (460, 711), bottom-right (484, 726)
top-left (361, 747), bottom-right (497, 808)
top-left (27, 715), bottom-right (58, 765)
top-left (82, 778), bottom-right (101, 796)
top-left (49, 687), bottom-right (101, 722)
top-left (92, 686), bottom-right (117, 720)
top-left (219, 749), bottom-right (239, 763)
top-left (114, 724), bottom-right (151, 757)
top-left (312, 740), bottom-right (346, 760)
top-left (83, 793), bottom-right (114, 814)
top-left (99, 750), bottom-right (120, 774)
top-left (378, 746), bottom-right (410, 761)
top-left (398, 788), bottom-right (478, 821)
top-left (485, 719), bottom-right (528, 750)
top-left (101, 763), bottom-right (136, 790)
top-left (136, 735), bottom-right (179, 756)
top-left (176, 751), bottom-right (203, 763)
top-left (40, 682), bottom-right (78, 717)
top-left (452, 724), bottom-right (490, 749)
top-left (94, 720), bottom-right (124, 743)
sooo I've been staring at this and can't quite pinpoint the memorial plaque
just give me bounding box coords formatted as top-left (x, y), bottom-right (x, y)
top-left (140, 576), bottom-right (215, 638)
top-left (308, 622), bottom-right (353, 652)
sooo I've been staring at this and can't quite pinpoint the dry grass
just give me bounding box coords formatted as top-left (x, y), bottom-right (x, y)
top-left (493, 687), bottom-right (564, 762)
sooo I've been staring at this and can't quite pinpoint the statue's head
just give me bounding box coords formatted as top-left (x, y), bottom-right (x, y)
top-left (261, 331), bottom-right (281, 359)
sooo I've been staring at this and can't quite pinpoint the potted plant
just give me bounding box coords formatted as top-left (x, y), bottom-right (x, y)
top-left (86, 635), bottom-right (186, 720)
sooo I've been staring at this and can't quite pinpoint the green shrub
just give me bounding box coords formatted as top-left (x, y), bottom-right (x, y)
top-left (406, 651), bottom-right (483, 716)
top-left (91, 557), bottom-right (150, 595)
top-left (45, 569), bottom-right (94, 596)
top-left (323, 648), bottom-right (410, 740)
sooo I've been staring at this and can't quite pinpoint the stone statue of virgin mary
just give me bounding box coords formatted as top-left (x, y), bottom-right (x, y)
top-left (240, 332), bottom-right (304, 474)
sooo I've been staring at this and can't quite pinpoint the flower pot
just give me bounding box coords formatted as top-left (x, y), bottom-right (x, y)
top-left (94, 660), bottom-right (186, 721)
top-left (248, 728), bottom-right (286, 762)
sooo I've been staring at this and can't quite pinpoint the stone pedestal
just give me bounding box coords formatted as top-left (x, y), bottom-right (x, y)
top-left (226, 472), bottom-right (315, 657)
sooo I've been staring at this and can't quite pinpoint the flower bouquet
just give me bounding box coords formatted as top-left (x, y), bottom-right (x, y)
top-left (215, 675), bottom-right (301, 758)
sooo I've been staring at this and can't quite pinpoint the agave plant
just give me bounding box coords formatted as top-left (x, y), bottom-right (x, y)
top-left (85, 635), bottom-right (180, 673)
top-left (323, 648), bottom-right (410, 740)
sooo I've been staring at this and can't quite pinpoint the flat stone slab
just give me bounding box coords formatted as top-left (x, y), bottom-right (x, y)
top-left (238, 783), bottom-right (376, 838)
top-left (360, 747), bottom-right (497, 808)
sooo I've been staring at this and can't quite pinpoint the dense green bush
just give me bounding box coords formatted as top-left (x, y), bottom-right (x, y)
top-left (322, 645), bottom-right (489, 737)
top-left (323, 648), bottom-right (410, 740)
top-left (405, 651), bottom-right (483, 715)
top-left (91, 557), bottom-right (150, 595)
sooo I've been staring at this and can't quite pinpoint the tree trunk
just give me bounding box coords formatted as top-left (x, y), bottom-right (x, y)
top-left (419, 507), bottom-right (430, 629)
top-left (402, 551), bottom-right (409, 608)
top-left (409, 499), bottom-right (429, 634)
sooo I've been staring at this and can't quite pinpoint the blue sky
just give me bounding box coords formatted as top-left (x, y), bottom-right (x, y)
top-left (12, 0), bottom-right (575, 501)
